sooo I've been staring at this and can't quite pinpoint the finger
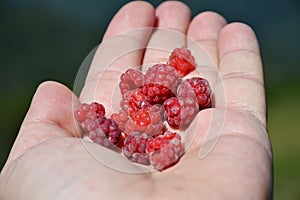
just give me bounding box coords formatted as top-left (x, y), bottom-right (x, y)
top-left (215, 22), bottom-right (266, 125)
top-left (142, 1), bottom-right (191, 68)
top-left (186, 11), bottom-right (226, 82)
top-left (4, 81), bottom-right (80, 169)
top-left (80, 1), bottom-right (155, 113)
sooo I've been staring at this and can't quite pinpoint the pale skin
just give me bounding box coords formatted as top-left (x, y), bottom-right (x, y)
top-left (0, 1), bottom-right (273, 200)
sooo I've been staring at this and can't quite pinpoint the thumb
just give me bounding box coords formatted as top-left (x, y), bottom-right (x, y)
top-left (2, 81), bottom-right (80, 172)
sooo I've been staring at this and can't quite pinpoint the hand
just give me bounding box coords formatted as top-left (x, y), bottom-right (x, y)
top-left (0, 1), bottom-right (273, 199)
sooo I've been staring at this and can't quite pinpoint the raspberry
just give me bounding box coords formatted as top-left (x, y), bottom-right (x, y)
top-left (111, 109), bottom-right (129, 133)
top-left (88, 117), bottom-right (121, 149)
top-left (120, 89), bottom-right (150, 116)
top-left (168, 47), bottom-right (196, 77)
top-left (139, 83), bottom-right (175, 105)
top-left (122, 132), bottom-right (151, 165)
top-left (74, 102), bottom-right (105, 130)
top-left (119, 68), bottom-right (144, 96)
top-left (163, 97), bottom-right (199, 129)
top-left (162, 97), bottom-right (181, 128)
top-left (124, 105), bottom-right (164, 136)
top-left (177, 77), bottom-right (211, 109)
top-left (146, 131), bottom-right (184, 171)
top-left (132, 108), bottom-right (152, 127)
top-left (144, 64), bottom-right (181, 93)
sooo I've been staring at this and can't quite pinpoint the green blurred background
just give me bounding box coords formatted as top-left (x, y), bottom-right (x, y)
top-left (1, 0), bottom-right (299, 199)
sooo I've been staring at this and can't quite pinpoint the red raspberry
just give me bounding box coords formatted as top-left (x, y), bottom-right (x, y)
top-left (122, 132), bottom-right (151, 165)
top-left (139, 83), bottom-right (175, 105)
top-left (146, 131), bottom-right (184, 171)
top-left (74, 102), bottom-right (105, 130)
top-left (88, 117), bottom-right (121, 149)
top-left (120, 89), bottom-right (150, 116)
top-left (143, 64), bottom-right (181, 93)
top-left (119, 68), bottom-right (144, 97)
top-left (177, 77), bottom-right (211, 109)
top-left (168, 47), bottom-right (196, 77)
top-left (124, 105), bottom-right (164, 136)
top-left (163, 97), bottom-right (199, 129)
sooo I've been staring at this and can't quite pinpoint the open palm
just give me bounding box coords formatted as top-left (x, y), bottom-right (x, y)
top-left (0, 2), bottom-right (273, 199)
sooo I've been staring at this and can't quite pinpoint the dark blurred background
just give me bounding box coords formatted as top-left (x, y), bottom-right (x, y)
top-left (1, 0), bottom-right (299, 199)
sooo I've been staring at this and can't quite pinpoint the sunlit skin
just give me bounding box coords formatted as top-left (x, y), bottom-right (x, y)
top-left (0, 1), bottom-right (273, 199)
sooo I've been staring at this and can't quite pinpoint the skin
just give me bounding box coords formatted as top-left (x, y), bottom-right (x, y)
top-left (0, 1), bottom-right (273, 200)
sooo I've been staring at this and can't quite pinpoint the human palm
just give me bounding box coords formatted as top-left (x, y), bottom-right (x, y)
top-left (0, 2), bottom-right (272, 199)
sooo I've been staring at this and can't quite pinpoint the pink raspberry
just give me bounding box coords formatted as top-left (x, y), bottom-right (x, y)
top-left (74, 102), bottom-right (105, 130)
top-left (143, 64), bottom-right (181, 93)
top-left (124, 105), bottom-right (164, 136)
top-left (119, 68), bottom-right (144, 97)
top-left (146, 131), bottom-right (184, 171)
top-left (87, 117), bottom-right (121, 149)
top-left (122, 132), bottom-right (151, 165)
top-left (177, 77), bottom-right (211, 110)
top-left (168, 47), bottom-right (196, 77)
top-left (139, 83), bottom-right (175, 105)
top-left (163, 97), bottom-right (199, 129)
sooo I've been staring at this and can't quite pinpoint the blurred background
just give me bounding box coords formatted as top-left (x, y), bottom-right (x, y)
top-left (0, 0), bottom-right (299, 199)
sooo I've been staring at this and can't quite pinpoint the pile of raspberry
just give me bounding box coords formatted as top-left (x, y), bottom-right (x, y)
top-left (74, 47), bottom-right (212, 171)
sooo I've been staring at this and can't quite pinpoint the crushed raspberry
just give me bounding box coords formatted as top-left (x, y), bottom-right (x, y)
top-left (74, 102), bottom-right (105, 130)
top-left (143, 64), bottom-right (182, 93)
top-left (177, 77), bottom-right (211, 109)
top-left (146, 131), bottom-right (184, 171)
top-left (139, 83), bottom-right (175, 105)
top-left (168, 47), bottom-right (196, 77)
top-left (88, 117), bottom-right (121, 149)
top-left (122, 132), bottom-right (151, 165)
top-left (119, 68), bottom-right (144, 96)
